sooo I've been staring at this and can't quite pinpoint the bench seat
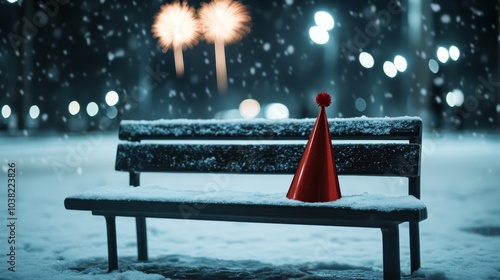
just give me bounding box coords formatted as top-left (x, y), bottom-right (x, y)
top-left (65, 186), bottom-right (427, 227)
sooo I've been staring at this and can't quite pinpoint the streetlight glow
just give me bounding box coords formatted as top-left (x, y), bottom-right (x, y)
top-left (239, 99), bottom-right (260, 119)
top-left (446, 89), bottom-right (464, 107)
top-left (394, 55), bottom-right (407, 72)
top-left (86, 102), bottom-right (99, 117)
top-left (29, 105), bottom-right (40, 119)
top-left (265, 103), bottom-right (289, 119)
top-left (359, 52), bottom-right (374, 68)
top-left (383, 61), bottom-right (397, 78)
top-left (105, 91), bottom-right (119, 106)
top-left (309, 26), bottom-right (329, 44)
top-left (1, 105), bottom-right (11, 118)
top-left (314, 11), bottom-right (334, 31)
top-left (437, 47), bottom-right (449, 63)
top-left (68, 101), bottom-right (80, 115)
top-left (449, 45), bottom-right (460, 61)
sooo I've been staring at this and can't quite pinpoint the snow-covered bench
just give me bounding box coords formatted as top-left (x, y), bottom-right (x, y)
top-left (64, 117), bottom-right (427, 279)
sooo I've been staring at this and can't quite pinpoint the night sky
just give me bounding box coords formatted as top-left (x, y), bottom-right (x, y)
top-left (0, 0), bottom-right (498, 131)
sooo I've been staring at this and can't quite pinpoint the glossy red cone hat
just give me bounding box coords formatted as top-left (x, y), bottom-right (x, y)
top-left (286, 92), bottom-right (341, 202)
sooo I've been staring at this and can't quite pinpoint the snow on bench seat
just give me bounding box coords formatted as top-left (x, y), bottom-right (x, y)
top-left (67, 185), bottom-right (424, 211)
top-left (65, 186), bottom-right (427, 225)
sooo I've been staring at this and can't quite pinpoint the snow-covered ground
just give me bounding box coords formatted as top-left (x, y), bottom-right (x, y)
top-left (0, 131), bottom-right (499, 279)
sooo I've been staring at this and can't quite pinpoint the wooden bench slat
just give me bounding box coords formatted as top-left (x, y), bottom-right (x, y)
top-left (119, 117), bottom-right (422, 141)
top-left (115, 143), bottom-right (421, 177)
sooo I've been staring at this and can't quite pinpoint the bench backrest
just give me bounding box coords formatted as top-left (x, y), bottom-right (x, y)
top-left (115, 117), bottom-right (422, 198)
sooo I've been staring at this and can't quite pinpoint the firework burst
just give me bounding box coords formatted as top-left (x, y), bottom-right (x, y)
top-left (199, 0), bottom-right (251, 92)
top-left (152, 1), bottom-right (200, 77)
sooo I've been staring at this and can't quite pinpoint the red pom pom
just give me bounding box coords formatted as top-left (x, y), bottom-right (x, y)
top-left (315, 92), bottom-right (331, 107)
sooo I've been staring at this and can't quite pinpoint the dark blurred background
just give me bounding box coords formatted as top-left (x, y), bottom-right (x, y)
top-left (0, 0), bottom-right (499, 133)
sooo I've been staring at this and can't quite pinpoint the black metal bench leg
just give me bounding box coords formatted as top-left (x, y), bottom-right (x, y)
top-left (104, 216), bottom-right (118, 272)
top-left (381, 224), bottom-right (401, 280)
top-left (136, 217), bottom-right (148, 261)
top-left (410, 222), bottom-right (421, 273)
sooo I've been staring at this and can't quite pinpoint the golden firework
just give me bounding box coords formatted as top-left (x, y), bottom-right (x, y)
top-left (199, 0), bottom-right (251, 92)
top-left (152, 1), bottom-right (200, 77)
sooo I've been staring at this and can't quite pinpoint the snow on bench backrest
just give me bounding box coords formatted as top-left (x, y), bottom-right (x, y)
top-left (118, 117), bottom-right (422, 142)
top-left (115, 117), bottom-right (422, 178)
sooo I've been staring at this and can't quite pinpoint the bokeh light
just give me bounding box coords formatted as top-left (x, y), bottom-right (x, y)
top-left (29, 105), bottom-right (40, 119)
top-left (105, 91), bottom-right (119, 106)
top-left (68, 101), bottom-right (80, 115)
top-left (437, 47), bottom-right (449, 63)
top-left (394, 55), bottom-right (407, 72)
top-left (214, 109), bottom-right (241, 119)
top-left (264, 103), bottom-right (289, 119)
top-left (449, 45), bottom-right (460, 61)
top-left (106, 106), bottom-right (118, 119)
top-left (314, 11), bottom-right (334, 30)
top-left (86, 102), bottom-right (99, 117)
top-left (239, 99), bottom-right (260, 118)
top-left (355, 97), bottom-right (367, 112)
top-left (359, 52), bottom-right (374, 68)
top-left (428, 59), bottom-right (439, 73)
top-left (383, 61), bottom-right (397, 78)
top-left (446, 89), bottom-right (464, 107)
top-left (309, 26), bottom-right (329, 44)
top-left (1, 105), bottom-right (11, 118)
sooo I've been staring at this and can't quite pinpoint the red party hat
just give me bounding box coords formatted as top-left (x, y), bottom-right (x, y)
top-left (286, 92), bottom-right (341, 202)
